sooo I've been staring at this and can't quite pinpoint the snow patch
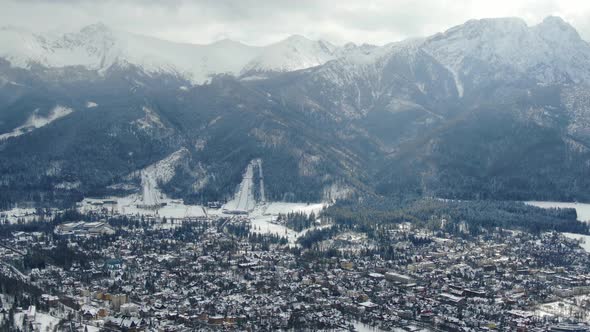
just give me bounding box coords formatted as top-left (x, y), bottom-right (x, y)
top-left (55, 181), bottom-right (81, 190)
top-left (562, 232), bottom-right (590, 253)
top-left (525, 201), bottom-right (590, 222)
top-left (449, 68), bottom-right (464, 98)
top-left (133, 106), bottom-right (165, 129)
top-left (0, 207), bottom-right (38, 224)
top-left (323, 183), bottom-right (353, 202)
top-left (79, 194), bottom-right (206, 219)
top-left (0, 105), bottom-right (74, 140)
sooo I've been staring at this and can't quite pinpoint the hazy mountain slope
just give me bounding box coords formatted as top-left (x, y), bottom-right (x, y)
top-left (0, 24), bottom-right (349, 84)
top-left (1, 16), bottom-right (590, 207)
top-left (240, 35), bottom-right (338, 77)
top-left (423, 17), bottom-right (590, 95)
top-left (0, 63), bottom-right (370, 208)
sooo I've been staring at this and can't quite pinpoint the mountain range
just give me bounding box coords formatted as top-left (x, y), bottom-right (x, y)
top-left (1, 16), bottom-right (589, 208)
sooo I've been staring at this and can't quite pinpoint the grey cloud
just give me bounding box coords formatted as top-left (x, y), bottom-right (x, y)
top-left (1, 0), bottom-right (590, 45)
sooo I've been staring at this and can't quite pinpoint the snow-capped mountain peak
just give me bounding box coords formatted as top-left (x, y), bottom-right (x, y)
top-left (0, 25), bottom-right (348, 84)
top-left (79, 22), bottom-right (111, 34)
top-left (534, 15), bottom-right (583, 44)
top-left (0, 23), bottom-right (120, 71)
top-left (240, 35), bottom-right (338, 76)
top-left (2, 16), bottom-right (590, 88)
top-left (423, 16), bottom-right (590, 86)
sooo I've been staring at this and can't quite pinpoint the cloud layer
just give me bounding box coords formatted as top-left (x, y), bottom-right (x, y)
top-left (3, 0), bottom-right (590, 45)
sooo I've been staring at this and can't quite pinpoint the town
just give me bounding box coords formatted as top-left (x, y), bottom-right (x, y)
top-left (1, 202), bottom-right (590, 332)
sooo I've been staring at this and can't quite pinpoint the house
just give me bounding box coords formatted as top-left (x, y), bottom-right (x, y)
top-left (26, 305), bottom-right (36, 321)
top-left (120, 303), bottom-right (139, 316)
top-left (105, 317), bottom-right (147, 331)
top-left (439, 293), bottom-right (465, 305)
top-left (80, 305), bottom-right (99, 320)
top-left (385, 272), bottom-right (414, 284)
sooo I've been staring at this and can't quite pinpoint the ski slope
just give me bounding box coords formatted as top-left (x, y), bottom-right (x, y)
top-left (223, 159), bottom-right (260, 213)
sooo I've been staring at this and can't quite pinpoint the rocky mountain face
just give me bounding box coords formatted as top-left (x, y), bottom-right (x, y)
top-left (1, 16), bottom-right (590, 208)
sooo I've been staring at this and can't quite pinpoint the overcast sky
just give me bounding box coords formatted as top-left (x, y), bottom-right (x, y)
top-left (3, 0), bottom-right (590, 45)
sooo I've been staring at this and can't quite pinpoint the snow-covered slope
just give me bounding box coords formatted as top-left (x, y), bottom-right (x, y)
top-left (0, 105), bottom-right (74, 140)
top-left (423, 16), bottom-right (590, 87)
top-left (0, 23), bottom-right (260, 84)
top-left (138, 148), bottom-right (190, 206)
top-left (223, 159), bottom-right (263, 213)
top-left (0, 24), bottom-right (349, 84)
top-left (241, 35), bottom-right (338, 76)
top-left (303, 38), bottom-right (457, 119)
top-left (294, 16), bottom-right (590, 104)
top-left (2, 17), bottom-right (590, 88)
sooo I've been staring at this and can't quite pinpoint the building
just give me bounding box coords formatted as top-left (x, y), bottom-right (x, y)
top-left (55, 221), bottom-right (115, 236)
top-left (385, 272), bottom-right (414, 284)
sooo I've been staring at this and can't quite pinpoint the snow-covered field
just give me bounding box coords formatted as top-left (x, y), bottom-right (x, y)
top-left (351, 320), bottom-right (430, 332)
top-left (562, 232), bottom-right (590, 253)
top-left (249, 213), bottom-right (331, 245)
top-left (257, 202), bottom-right (326, 216)
top-left (80, 157), bottom-right (330, 241)
top-left (247, 202), bottom-right (330, 244)
top-left (79, 194), bottom-right (206, 219)
top-left (534, 296), bottom-right (590, 322)
top-left (0, 207), bottom-right (41, 224)
top-left (526, 201), bottom-right (590, 222)
top-left (79, 195), bottom-right (330, 242)
top-left (33, 312), bottom-right (62, 332)
top-left (80, 193), bottom-right (327, 222)
top-left (13, 311), bottom-right (62, 331)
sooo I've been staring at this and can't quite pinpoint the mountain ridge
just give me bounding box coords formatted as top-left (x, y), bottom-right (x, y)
top-left (1, 16), bottom-right (590, 208)
top-left (0, 23), bottom-right (364, 84)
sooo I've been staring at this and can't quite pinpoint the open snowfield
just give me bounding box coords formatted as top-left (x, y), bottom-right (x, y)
top-left (246, 202), bottom-right (331, 244)
top-left (249, 213), bottom-right (331, 245)
top-left (79, 194), bottom-right (206, 219)
top-left (13, 312), bottom-right (62, 331)
top-left (80, 194), bottom-right (331, 243)
top-left (534, 296), bottom-right (590, 322)
top-left (79, 194), bottom-right (328, 237)
top-left (33, 312), bottom-right (62, 332)
top-left (80, 193), bottom-right (327, 224)
top-left (80, 157), bottom-right (329, 241)
top-left (526, 201), bottom-right (590, 222)
top-left (260, 202), bottom-right (326, 216)
top-left (13, 312), bottom-right (24, 330)
top-left (562, 232), bottom-right (590, 253)
top-left (0, 207), bottom-right (40, 224)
